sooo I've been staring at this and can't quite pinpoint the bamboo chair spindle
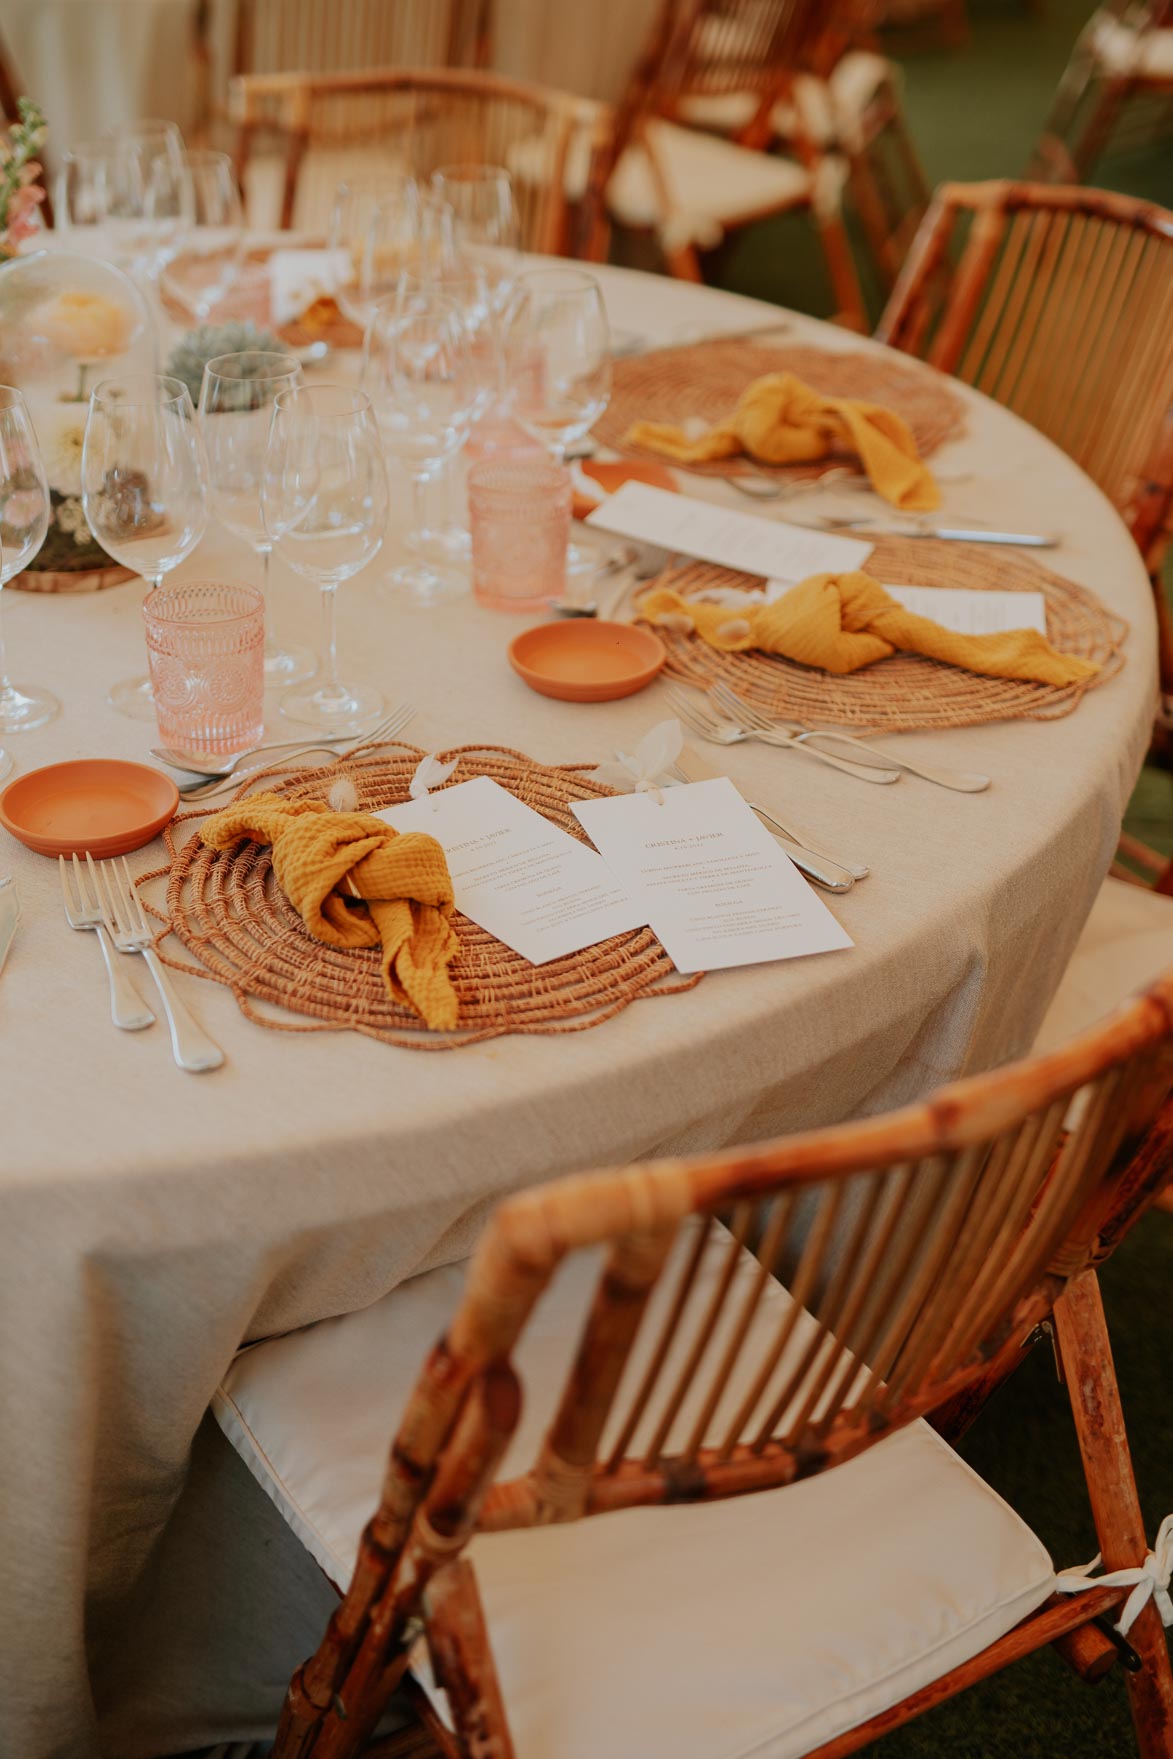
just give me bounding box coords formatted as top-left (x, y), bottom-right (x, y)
top-left (267, 962), bottom-right (1173, 1759)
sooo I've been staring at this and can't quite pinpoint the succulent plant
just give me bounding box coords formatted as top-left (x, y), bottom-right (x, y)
top-left (165, 320), bottom-right (286, 403)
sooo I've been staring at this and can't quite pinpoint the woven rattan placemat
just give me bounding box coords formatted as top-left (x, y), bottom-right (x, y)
top-left (595, 341), bottom-right (968, 479)
top-left (640, 537), bottom-right (1126, 731)
top-left (139, 744), bottom-right (701, 1050)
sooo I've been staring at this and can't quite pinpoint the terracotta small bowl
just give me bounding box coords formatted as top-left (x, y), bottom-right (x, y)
top-left (508, 620), bottom-right (666, 703)
top-left (0, 759), bottom-right (180, 858)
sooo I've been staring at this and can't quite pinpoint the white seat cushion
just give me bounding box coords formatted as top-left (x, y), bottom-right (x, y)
top-left (1034, 874), bottom-right (1173, 1053)
top-left (1090, 16), bottom-right (1173, 79)
top-left (215, 1222), bottom-right (1054, 1759)
top-left (677, 52), bottom-right (893, 153)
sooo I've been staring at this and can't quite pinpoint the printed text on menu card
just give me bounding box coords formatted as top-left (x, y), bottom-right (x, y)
top-left (573, 779), bottom-right (852, 974)
top-left (380, 777), bottom-right (645, 964)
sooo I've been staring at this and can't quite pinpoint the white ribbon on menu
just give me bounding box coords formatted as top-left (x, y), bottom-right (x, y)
top-left (590, 719), bottom-right (684, 803)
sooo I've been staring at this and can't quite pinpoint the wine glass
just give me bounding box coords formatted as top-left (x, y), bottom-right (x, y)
top-left (159, 151), bottom-right (244, 322)
top-left (363, 296), bottom-right (475, 605)
top-left (508, 266), bottom-right (612, 574)
top-left (262, 385), bottom-right (388, 732)
top-left (396, 261), bottom-right (498, 565)
top-left (327, 175), bottom-right (420, 331)
top-left (0, 387), bottom-right (59, 763)
top-left (81, 375), bottom-right (209, 719)
top-left (111, 119), bottom-right (187, 278)
top-left (198, 352), bottom-right (315, 685)
top-left (56, 142), bottom-right (143, 265)
top-left (430, 165), bottom-right (522, 318)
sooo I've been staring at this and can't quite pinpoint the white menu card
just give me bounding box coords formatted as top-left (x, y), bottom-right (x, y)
top-left (379, 777), bottom-right (644, 964)
top-left (764, 575), bottom-right (1048, 634)
top-left (585, 482), bottom-right (873, 584)
top-left (573, 779), bottom-right (853, 974)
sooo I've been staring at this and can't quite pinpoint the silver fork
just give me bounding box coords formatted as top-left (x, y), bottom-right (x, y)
top-left (709, 683), bottom-right (991, 793)
top-left (60, 855), bottom-right (156, 1031)
top-left (86, 854), bottom-right (224, 1072)
top-left (180, 702), bottom-right (417, 803)
top-left (661, 682), bottom-right (900, 784)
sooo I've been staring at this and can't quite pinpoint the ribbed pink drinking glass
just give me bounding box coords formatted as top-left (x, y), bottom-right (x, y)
top-left (467, 457), bottom-right (572, 611)
top-left (143, 581), bottom-right (264, 755)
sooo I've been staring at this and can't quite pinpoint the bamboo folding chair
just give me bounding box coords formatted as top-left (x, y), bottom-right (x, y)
top-left (876, 180), bottom-right (1173, 694)
top-left (227, 67), bottom-right (608, 249)
top-left (579, 0), bottom-right (869, 327)
top-left (214, 970), bottom-right (1173, 1759)
top-left (1027, 0), bottom-right (1173, 186)
top-left (194, 0), bottom-right (493, 147)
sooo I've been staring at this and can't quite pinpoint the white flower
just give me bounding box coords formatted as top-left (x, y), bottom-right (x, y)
top-left (55, 495), bottom-right (86, 534)
top-left (36, 403), bottom-right (87, 497)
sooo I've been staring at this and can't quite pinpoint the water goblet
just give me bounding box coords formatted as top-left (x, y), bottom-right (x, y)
top-left (81, 374), bottom-right (209, 719)
top-left (363, 297), bottom-right (475, 605)
top-left (0, 387), bottom-right (59, 763)
top-left (262, 384), bottom-right (389, 732)
top-left (198, 351), bottom-right (315, 684)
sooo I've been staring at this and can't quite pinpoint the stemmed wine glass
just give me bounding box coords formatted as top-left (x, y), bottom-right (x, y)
top-left (430, 165), bottom-right (522, 322)
top-left (56, 142), bottom-right (144, 265)
top-left (198, 352), bottom-right (315, 685)
top-left (0, 387), bottom-right (59, 772)
top-left (81, 375), bottom-right (209, 719)
top-left (111, 119), bottom-right (186, 279)
top-left (159, 151), bottom-right (244, 322)
top-left (507, 266), bottom-right (612, 573)
top-left (328, 176), bottom-right (421, 331)
top-left (363, 296), bottom-right (475, 605)
top-left (262, 385), bottom-right (388, 732)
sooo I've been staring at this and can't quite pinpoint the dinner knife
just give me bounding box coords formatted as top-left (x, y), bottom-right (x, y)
top-left (672, 746), bottom-right (855, 894)
top-left (0, 876), bottom-right (20, 977)
top-left (820, 519), bottom-right (1058, 548)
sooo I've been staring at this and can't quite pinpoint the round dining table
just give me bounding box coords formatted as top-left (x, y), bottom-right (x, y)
top-left (0, 255), bottom-right (1156, 1759)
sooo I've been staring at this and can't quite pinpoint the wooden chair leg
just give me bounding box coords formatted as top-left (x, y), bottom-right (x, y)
top-left (814, 204), bottom-right (868, 332)
top-left (423, 1558), bottom-right (516, 1759)
top-left (1052, 1270), bottom-right (1173, 1756)
top-left (664, 241), bottom-right (704, 281)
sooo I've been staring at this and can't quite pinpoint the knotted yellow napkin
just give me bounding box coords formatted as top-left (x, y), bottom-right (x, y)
top-left (626, 371), bottom-right (940, 511)
top-left (637, 572), bottom-right (1098, 686)
top-left (201, 793), bottom-right (460, 1030)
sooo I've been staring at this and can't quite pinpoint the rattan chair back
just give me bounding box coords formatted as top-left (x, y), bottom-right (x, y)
top-left (229, 66), bottom-right (607, 248)
top-left (273, 966), bottom-right (1173, 1757)
top-left (231, 0), bottom-right (492, 81)
top-left (877, 181), bottom-right (1173, 583)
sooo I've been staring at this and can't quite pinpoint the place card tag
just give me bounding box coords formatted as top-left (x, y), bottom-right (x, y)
top-left (764, 575), bottom-right (1048, 634)
top-left (379, 776), bottom-right (645, 965)
top-left (585, 482), bottom-right (873, 584)
top-left (268, 248), bottom-right (351, 323)
top-left (572, 778), bottom-right (853, 974)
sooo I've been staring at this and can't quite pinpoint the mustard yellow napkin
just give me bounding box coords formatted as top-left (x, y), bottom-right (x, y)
top-left (626, 371), bottom-right (940, 512)
top-left (202, 793), bottom-right (460, 1030)
top-left (637, 573), bottom-right (1098, 687)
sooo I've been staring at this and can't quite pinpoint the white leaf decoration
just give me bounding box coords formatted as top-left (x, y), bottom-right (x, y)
top-left (409, 753), bottom-right (459, 802)
top-left (590, 718), bottom-right (685, 802)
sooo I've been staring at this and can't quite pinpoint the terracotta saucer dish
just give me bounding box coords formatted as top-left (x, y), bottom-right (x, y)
top-left (508, 620), bottom-right (666, 703)
top-left (0, 759), bottom-right (180, 858)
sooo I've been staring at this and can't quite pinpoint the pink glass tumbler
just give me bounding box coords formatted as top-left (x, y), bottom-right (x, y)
top-left (144, 581), bottom-right (265, 755)
top-left (468, 457), bottom-right (572, 612)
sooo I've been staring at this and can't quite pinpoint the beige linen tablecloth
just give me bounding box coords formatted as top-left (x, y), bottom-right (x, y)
top-left (0, 263), bottom-right (1156, 1758)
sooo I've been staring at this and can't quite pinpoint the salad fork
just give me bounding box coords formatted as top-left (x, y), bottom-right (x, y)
top-left (180, 701), bottom-right (417, 802)
top-left (86, 854), bottom-right (224, 1072)
top-left (59, 855), bottom-right (156, 1030)
top-left (708, 683), bottom-right (991, 793)
top-left (661, 682), bottom-right (900, 784)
